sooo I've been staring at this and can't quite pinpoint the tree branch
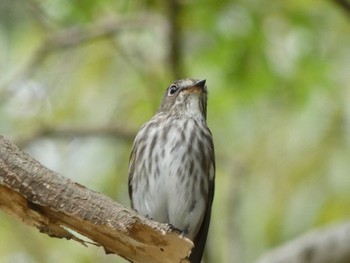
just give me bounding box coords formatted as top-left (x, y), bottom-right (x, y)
top-left (167, 0), bottom-right (184, 79)
top-left (0, 15), bottom-right (157, 95)
top-left (333, 0), bottom-right (350, 18)
top-left (14, 126), bottom-right (136, 147)
top-left (255, 222), bottom-right (350, 263)
top-left (0, 135), bottom-right (192, 263)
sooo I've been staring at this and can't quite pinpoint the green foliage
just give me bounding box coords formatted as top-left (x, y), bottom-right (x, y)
top-left (1, 0), bottom-right (350, 262)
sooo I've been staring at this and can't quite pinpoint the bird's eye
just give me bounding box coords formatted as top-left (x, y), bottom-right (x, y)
top-left (168, 85), bottom-right (178, 96)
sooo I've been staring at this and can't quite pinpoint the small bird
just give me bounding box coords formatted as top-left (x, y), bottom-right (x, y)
top-left (128, 79), bottom-right (215, 263)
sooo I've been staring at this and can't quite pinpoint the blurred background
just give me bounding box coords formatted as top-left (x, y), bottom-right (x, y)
top-left (1, 0), bottom-right (350, 262)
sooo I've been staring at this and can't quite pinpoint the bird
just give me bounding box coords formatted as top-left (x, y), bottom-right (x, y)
top-left (128, 78), bottom-right (215, 263)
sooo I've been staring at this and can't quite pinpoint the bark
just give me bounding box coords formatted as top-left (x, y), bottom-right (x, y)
top-left (0, 135), bottom-right (192, 263)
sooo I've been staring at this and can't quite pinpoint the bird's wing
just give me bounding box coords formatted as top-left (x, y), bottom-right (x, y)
top-left (189, 175), bottom-right (215, 263)
top-left (189, 135), bottom-right (215, 263)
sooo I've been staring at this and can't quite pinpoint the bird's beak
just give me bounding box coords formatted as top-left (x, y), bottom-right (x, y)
top-left (186, 79), bottom-right (206, 94)
top-left (194, 79), bottom-right (206, 89)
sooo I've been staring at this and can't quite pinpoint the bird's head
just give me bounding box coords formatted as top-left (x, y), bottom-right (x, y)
top-left (158, 79), bottom-right (208, 120)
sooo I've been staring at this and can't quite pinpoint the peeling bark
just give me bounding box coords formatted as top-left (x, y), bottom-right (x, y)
top-left (0, 135), bottom-right (192, 263)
